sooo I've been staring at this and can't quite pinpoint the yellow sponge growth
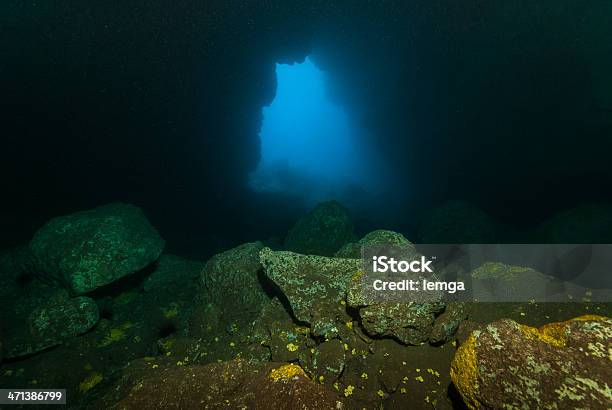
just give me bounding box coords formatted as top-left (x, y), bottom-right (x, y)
top-left (98, 322), bottom-right (134, 347)
top-left (450, 315), bottom-right (608, 410)
top-left (520, 314), bottom-right (607, 348)
top-left (450, 333), bottom-right (480, 410)
top-left (79, 372), bottom-right (103, 392)
top-left (269, 363), bottom-right (307, 382)
top-left (286, 343), bottom-right (299, 352)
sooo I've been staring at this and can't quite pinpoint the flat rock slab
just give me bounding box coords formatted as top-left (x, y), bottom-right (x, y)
top-left (451, 315), bottom-right (612, 409)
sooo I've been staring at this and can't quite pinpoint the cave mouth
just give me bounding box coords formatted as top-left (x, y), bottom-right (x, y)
top-left (249, 57), bottom-right (385, 206)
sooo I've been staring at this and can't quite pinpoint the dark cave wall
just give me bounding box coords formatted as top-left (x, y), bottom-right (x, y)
top-left (1, 1), bottom-right (314, 251)
top-left (311, 1), bottom-right (612, 224)
top-left (2, 1), bottom-right (612, 250)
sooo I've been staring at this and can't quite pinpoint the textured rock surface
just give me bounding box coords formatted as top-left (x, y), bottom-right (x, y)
top-left (29, 203), bottom-right (165, 294)
top-left (335, 229), bottom-right (416, 258)
top-left (197, 242), bottom-right (268, 328)
top-left (346, 259), bottom-right (447, 345)
top-left (284, 200), bottom-right (355, 256)
top-left (94, 359), bottom-right (345, 410)
top-left (357, 301), bottom-right (446, 345)
top-left (451, 315), bottom-right (612, 410)
top-left (429, 302), bottom-right (467, 344)
top-left (298, 339), bottom-right (346, 384)
top-left (5, 296), bottom-right (99, 358)
top-left (260, 247), bottom-right (360, 338)
top-left (249, 298), bottom-right (309, 363)
top-left (467, 262), bottom-right (605, 302)
top-left (261, 245), bottom-right (456, 345)
top-left (201, 242), bottom-right (266, 306)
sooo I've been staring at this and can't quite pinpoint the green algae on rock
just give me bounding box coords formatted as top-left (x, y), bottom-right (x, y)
top-left (259, 247), bottom-right (361, 338)
top-left (260, 245), bottom-right (459, 345)
top-left (29, 203), bottom-right (165, 295)
top-left (429, 302), bottom-right (466, 344)
top-left (298, 338), bottom-right (346, 384)
top-left (345, 249), bottom-right (450, 345)
top-left (335, 229), bottom-right (417, 258)
top-left (467, 261), bottom-right (601, 302)
top-left (356, 301), bottom-right (446, 345)
top-left (5, 296), bottom-right (99, 358)
top-left (451, 315), bottom-right (612, 410)
top-left (284, 200), bottom-right (355, 256)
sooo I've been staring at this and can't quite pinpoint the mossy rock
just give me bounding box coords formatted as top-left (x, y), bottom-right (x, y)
top-left (357, 301), bottom-right (445, 345)
top-left (284, 200), bottom-right (355, 256)
top-left (467, 262), bottom-right (602, 302)
top-left (29, 203), bottom-right (165, 295)
top-left (5, 296), bottom-right (99, 359)
top-left (259, 247), bottom-right (361, 338)
top-left (429, 302), bottom-right (467, 344)
top-left (335, 229), bottom-right (415, 258)
top-left (451, 315), bottom-right (612, 409)
top-left (299, 339), bottom-right (346, 385)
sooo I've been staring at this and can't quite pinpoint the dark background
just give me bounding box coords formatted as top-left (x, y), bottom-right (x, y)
top-left (2, 1), bottom-right (611, 257)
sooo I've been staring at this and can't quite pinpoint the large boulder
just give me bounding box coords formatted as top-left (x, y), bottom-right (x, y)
top-left (29, 203), bottom-right (165, 294)
top-left (5, 295), bottom-right (99, 358)
top-left (191, 242), bottom-right (269, 336)
top-left (335, 229), bottom-right (415, 258)
top-left (94, 359), bottom-right (345, 409)
top-left (451, 315), bottom-right (612, 409)
top-left (284, 200), bottom-right (355, 256)
top-left (261, 245), bottom-right (460, 345)
top-left (350, 299), bottom-right (446, 345)
top-left (466, 262), bottom-right (611, 302)
top-left (259, 247), bottom-right (360, 338)
top-left (345, 245), bottom-right (450, 345)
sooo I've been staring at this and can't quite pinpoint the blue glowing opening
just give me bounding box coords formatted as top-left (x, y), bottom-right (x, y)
top-left (250, 57), bottom-right (384, 204)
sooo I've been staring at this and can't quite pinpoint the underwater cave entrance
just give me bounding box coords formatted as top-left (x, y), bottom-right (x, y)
top-left (249, 57), bottom-right (381, 205)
